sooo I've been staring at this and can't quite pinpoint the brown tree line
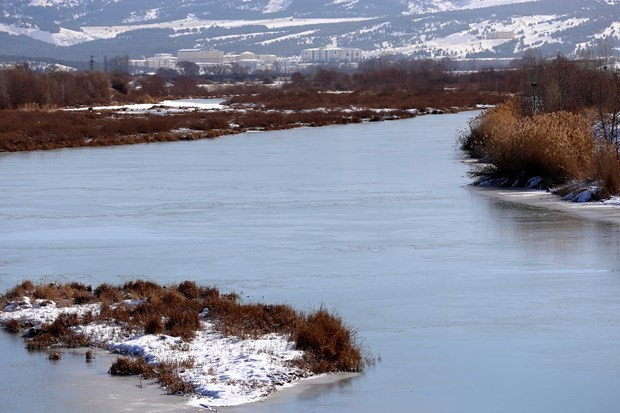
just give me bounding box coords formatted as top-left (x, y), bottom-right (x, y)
top-left (514, 54), bottom-right (620, 150)
top-left (0, 64), bottom-right (110, 109)
top-left (0, 65), bottom-right (202, 109)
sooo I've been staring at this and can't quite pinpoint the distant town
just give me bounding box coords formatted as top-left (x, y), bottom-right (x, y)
top-left (129, 47), bottom-right (364, 74)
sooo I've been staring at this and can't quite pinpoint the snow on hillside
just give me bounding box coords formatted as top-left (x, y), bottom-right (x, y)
top-left (28, 0), bottom-right (82, 6)
top-left (264, 0), bottom-right (293, 13)
top-left (459, 0), bottom-right (539, 9)
top-left (597, 21), bottom-right (620, 39)
top-left (404, 0), bottom-right (538, 15)
top-left (0, 22), bottom-right (93, 46)
top-left (81, 16), bottom-right (372, 42)
top-left (123, 8), bottom-right (161, 24)
top-left (366, 14), bottom-right (594, 58)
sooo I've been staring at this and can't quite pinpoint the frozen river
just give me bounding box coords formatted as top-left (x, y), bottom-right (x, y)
top-left (1, 113), bottom-right (620, 413)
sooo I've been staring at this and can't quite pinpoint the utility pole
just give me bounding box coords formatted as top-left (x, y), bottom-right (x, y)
top-left (89, 56), bottom-right (95, 72)
top-left (531, 81), bottom-right (538, 114)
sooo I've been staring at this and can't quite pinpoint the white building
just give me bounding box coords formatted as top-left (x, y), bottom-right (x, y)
top-left (223, 52), bottom-right (279, 72)
top-left (177, 48), bottom-right (225, 64)
top-left (301, 47), bottom-right (362, 63)
top-left (130, 53), bottom-right (177, 70)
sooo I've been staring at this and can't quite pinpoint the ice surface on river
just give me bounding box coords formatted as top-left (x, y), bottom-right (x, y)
top-left (2, 113), bottom-right (620, 413)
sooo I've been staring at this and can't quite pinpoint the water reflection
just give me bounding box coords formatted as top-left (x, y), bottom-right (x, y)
top-left (475, 189), bottom-right (620, 271)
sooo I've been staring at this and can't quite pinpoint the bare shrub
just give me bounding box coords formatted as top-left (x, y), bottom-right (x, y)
top-left (157, 361), bottom-right (195, 395)
top-left (48, 352), bottom-right (61, 361)
top-left (26, 313), bottom-right (91, 350)
top-left (164, 309), bottom-right (200, 341)
top-left (293, 309), bottom-right (363, 373)
top-left (109, 357), bottom-right (154, 377)
top-left (177, 281), bottom-right (200, 300)
top-left (5, 319), bottom-right (21, 334)
top-left (144, 315), bottom-right (164, 335)
top-left (94, 284), bottom-right (123, 303)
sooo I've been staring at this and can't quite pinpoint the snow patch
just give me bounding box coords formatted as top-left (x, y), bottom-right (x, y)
top-left (263, 0), bottom-right (293, 14)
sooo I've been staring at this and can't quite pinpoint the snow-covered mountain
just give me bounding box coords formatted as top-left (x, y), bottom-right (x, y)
top-left (0, 0), bottom-right (617, 60)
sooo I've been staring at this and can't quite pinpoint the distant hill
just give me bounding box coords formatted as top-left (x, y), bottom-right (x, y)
top-left (0, 0), bottom-right (617, 61)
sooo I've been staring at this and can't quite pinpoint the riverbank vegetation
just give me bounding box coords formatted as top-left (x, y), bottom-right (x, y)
top-left (461, 55), bottom-right (620, 200)
top-left (0, 280), bottom-right (366, 398)
top-left (0, 58), bottom-right (518, 152)
top-left (0, 108), bottom-right (414, 152)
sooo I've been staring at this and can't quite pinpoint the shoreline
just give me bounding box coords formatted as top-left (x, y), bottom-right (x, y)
top-left (0, 281), bottom-right (366, 408)
top-left (0, 332), bottom-right (359, 413)
top-left (470, 185), bottom-right (620, 225)
top-left (0, 100), bottom-right (486, 153)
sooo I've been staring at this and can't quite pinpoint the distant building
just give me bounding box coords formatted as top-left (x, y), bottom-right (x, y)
top-left (130, 53), bottom-right (177, 70)
top-left (301, 47), bottom-right (362, 63)
top-left (131, 49), bottom-right (285, 74)
top-left (177, 48), bottom-right (225, 64)
top-left (486, 31), bottom-right (516, 40)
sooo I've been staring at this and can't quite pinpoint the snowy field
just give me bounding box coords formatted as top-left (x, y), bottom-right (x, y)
top-left (65, 99), bottom-right (229, 114)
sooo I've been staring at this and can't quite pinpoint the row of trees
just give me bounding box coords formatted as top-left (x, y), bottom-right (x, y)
top-left (287, 58), bottom-right (523, 95)
top-left (517, 53), bottom-right (620, 150)
top-left (0, 65), bottom-right (110, 109)
top-left (0, 65), bottom-right (205, 109)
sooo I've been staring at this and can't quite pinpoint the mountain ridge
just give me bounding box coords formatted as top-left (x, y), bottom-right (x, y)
top-left (0, 0), bottom-right (617, 61)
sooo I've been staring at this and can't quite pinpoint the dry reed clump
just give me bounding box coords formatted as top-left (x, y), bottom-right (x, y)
top-left (293, 309), bottom-right (363, 373)
top-left (204, 296), bottom-right (299, 339)
top-left (0, 280), bottom-right (96, 307)
top-left (108, 357), bottom-right (194, 394)
top-left (109, 356), bottom-right (155, 377)
top-left (26, 313), bottom-right (91, 350)
top-left (594, 144), bottom-right (620, 196)
top-left (157, 360), bottom-right (196, 395)
top-left (463, 98), bottom-right (612, 186)
top-left (48, 352), bottom-right (61, 361)
top-left (4, 319), bottom-right (22, 334)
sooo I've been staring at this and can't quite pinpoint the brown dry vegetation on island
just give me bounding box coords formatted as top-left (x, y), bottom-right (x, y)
top-left (461, 55), bottom-right (620, 198)
top-left (0, 280), bottom-right (366, 382)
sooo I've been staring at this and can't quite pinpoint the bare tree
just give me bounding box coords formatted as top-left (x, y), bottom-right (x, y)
top-left (177, 61), bottom-right (200, 77)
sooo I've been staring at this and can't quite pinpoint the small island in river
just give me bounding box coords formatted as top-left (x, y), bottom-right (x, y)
top-left (0, 280), bottom-right (369, 408)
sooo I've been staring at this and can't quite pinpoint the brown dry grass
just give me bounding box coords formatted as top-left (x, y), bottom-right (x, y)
top-left (109, 356), bottom-right (155, 377)
top-left (0, 108), bottom-right (415, 152)
top-left (594, 144), bottom-right (620, 196)
top-left (4, 319), bottom-right (21, 334)
top-left (2, 280), bottom-right (96, 307)
top-left (157, 360), bottom-right (196, 395)
top-left (26, 313), bottom-right (91, 350)
top-left (293, 309), bottom-right (363, 373)
top-left (462, 98), bottom-right (620, 193)
top-left (108, 357), bottom-right (194, 394)
top-left (229, 89), bottom-right (508, 112)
